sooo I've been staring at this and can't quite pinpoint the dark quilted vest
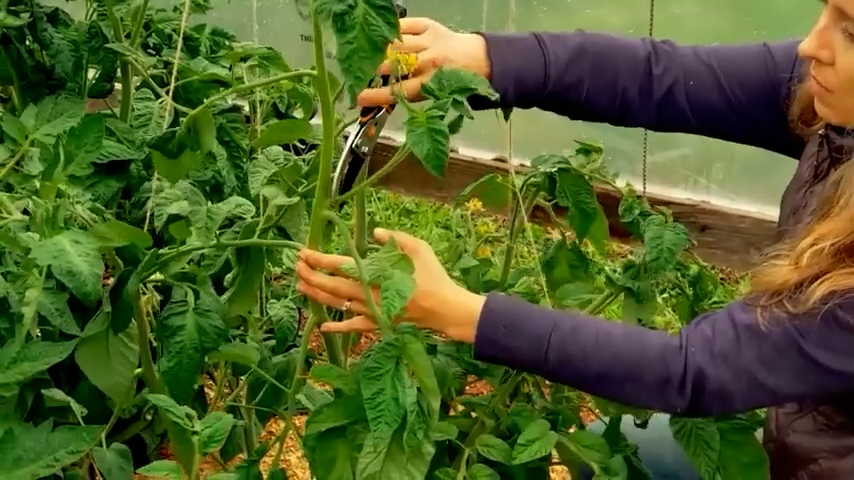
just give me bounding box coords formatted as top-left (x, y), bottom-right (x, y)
top-left (764, 126), bottom-right (854, 479)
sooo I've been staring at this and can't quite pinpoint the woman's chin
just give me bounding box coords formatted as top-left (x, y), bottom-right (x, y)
top-left (814, 99), bottom-right (854, 128)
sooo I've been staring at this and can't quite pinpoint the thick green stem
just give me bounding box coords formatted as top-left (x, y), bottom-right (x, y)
top-left (129, 0), bottom-right (150, 47)
top-left (498, 185), bottom-right (541, 288)
top-left (102, 0), bottom-right (134, 122)
top-left (304, 1), bottom-right (345, 368)
top-left (132, 292), bottom-right (164, 395)
top-left (324, 210), bottom-right (391, 336)
top-left (333, 144), bottom-right (411, 205)
top-left (119, 63), bottom-right (134, 123)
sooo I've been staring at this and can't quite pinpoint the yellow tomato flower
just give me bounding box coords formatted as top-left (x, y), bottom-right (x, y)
top-left (465, 198), bottom-right (484, 213)
top-left (475, 245), bottom-right (492, 258)
top-left (385, 44), bottom-right (417, 77)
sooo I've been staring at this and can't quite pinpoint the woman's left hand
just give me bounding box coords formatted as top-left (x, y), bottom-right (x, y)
top-left (295, 228), bottom-right (485, 343)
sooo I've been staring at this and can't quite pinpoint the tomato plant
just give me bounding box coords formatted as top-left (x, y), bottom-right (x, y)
top-left (0, 0), bottom-right (768, 479)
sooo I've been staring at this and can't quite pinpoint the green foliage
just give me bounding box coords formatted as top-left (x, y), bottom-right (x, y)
top-left (0, 0), bottom-right (763, 479)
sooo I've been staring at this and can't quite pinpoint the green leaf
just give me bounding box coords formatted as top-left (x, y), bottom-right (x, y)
top-left (422, 67), bottom-right (498, 102)
top-left (466, 463), bottom-right (500, 480)
top-left (152, 148), bottom-right (203, 184)
top-left (158, 287), bottom-right (228, 404)
top-left (74, 314), bottom-right (139, 404)
top-left (554, 168), bottom-right (609, 247)
top-left (669, 416), bottom-right (720, 479)
top-left (267, 298), bottom-right (299, 349)
top-left (0, 340), bottom-right (77, 388)
top-left (41, 388), bottom-right (89, 419)
top-left (456, 173), bottom-right (512, 211)
top-left (92, 443), bottom-right (134, 480)
top-left (405, 107), bottom-right (450, 177)
top-left (137, 460), bottom-right (184, 480)
top-left (0, 422), bottom-right (102, 479)
top-left (641, 215), bottom-right (691, 273)
top-left (209, 342), bottom-right (261, 367)
top-left (475, 434), bottom-right (513, 464)
top-left (310, 363), bottom-right (357, 394)
top-left (145, 394), bottom-right (200, 475)
top-left (31, 96), bottom-right (86, 145)
top-left (252, 119), bottom-right (314, 150)
top-left (379, 269), bottom-right (414, 321)
top-left (715, 418), bottom-right (769, 480)
top-left (183, 108), bottom-right (218, 154)
top-left (64, 114), bottom-right (106, 176)
top-left (359, 338), bottom-right (406, 438)
top-left (432, 421), bottom-right (458, 441)
top-left (542, 239), bottom-right (590, 292)
top-left (37, 288), bottom-right (81, 336)
top-left (304, 396), bottom-right (366, 437)
top-left (558, 430), bottom-right (612, 467)
top-left (199, 411), bottom-right (236, 455)
top-left (317, 0), bottom-right (400, 99)
top-left (91, 220), bottom-right (153, 249)
top-left (511, 418), bottom-right (558, 465)
top-left (223, 220), bottom-right (267, 319)
top-left (399, 329), bottom-right (441, 420)
top-left (30, 230), bottom-right (104, 305)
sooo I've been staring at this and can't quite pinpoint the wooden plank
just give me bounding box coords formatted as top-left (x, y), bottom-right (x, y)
top-left (367, 136), bottom-right (779, 272)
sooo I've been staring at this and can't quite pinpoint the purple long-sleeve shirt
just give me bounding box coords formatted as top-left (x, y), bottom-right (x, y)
top-left (470, 31), bottom-right (854, 416)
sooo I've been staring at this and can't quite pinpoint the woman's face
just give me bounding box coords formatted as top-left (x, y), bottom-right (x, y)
top-left (799, 0), bottom-right (854, 127)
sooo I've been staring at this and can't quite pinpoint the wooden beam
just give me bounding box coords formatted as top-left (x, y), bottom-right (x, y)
top-left (367, 136), bottom-right (779, 272)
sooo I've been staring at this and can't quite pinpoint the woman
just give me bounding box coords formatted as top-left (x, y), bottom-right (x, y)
top-left (296, 4), bottom-right (854, 479)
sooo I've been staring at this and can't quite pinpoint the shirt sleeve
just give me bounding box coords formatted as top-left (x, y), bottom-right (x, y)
top-left (469, 31), bottom-right (806, 159)
top-left (472, 292), bottom-right (854, 417)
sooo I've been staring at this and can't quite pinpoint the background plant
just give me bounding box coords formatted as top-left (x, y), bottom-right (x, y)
top-left (0, 0), bottom-right (766, 479)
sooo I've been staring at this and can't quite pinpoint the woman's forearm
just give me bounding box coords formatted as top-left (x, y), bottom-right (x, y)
top-left (471, 293), bottom-right (854, 416)
top-left (468, 31), bottom-right (805, 159)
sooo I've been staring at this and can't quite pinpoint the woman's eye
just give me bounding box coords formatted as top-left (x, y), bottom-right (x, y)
top-left (842, 26), bottom-right (854, 41)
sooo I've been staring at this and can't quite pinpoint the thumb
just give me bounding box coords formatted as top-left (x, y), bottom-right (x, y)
top-left (373, 228), bottom-right (425, 254)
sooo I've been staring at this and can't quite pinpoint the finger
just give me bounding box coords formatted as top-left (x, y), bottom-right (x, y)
top-left (297, 263), bottom-right (366, 301)
top-left (320, 316), bottom-right (378, 333)
top-left (298, 249), bottom-right (355, 276)
top-left (399, 17), bottom-right (434, 35)
top-left (388, 34), bottom-right (430, 54)
top-left (297, 282), bottom-right (369, 316)
top-left (357, 77), bottom-right (425, 107)
top-left (373, 228), bottom-right (426, 254)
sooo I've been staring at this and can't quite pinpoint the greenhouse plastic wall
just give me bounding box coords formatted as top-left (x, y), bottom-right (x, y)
top-left (59, 0), bottom-right (820, 217)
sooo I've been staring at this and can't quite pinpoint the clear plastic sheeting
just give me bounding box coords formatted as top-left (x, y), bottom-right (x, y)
top-left (56, 0), bottom-right (821, 216)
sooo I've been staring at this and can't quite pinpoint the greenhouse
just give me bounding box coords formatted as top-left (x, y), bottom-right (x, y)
top-left (2, 0), bottom-right (850, 479)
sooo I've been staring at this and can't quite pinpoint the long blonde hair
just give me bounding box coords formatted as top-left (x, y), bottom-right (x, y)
top-left (748, 82), bottom-right (854, 315)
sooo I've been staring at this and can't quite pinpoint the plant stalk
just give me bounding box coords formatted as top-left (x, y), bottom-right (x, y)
top-left (132, 293), bottom-right (165, 394)
top-left (304, 1), bottom-right (345, 368)
top-left (498, 185), bottom-right (541, 288)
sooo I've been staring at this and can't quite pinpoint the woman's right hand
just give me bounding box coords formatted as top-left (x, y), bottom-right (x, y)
top-left (358, 17), bottom-right (492, 107)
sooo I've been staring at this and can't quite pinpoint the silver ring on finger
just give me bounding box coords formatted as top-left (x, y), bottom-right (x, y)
top-left (341, 299), bottom-right (352, 313)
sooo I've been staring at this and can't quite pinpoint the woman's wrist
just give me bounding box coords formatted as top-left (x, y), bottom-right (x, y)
top-left (439, 286), bottom-right (486, 344)
top-left (463, 33), bottom-right (492, 80)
